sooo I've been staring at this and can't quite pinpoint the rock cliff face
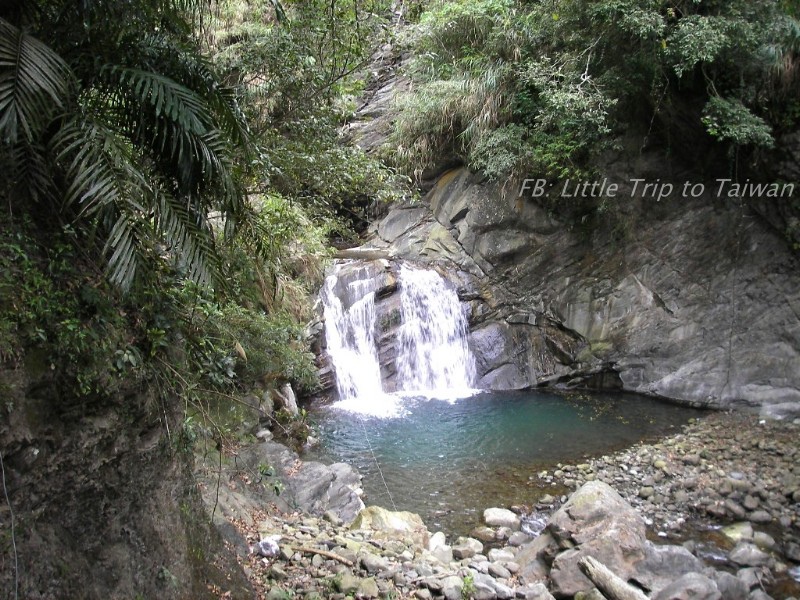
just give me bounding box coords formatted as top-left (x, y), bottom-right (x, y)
top-left (0, 367), bottom-right (252, 600)
top-left (321, 164), bottom-right (800, 416)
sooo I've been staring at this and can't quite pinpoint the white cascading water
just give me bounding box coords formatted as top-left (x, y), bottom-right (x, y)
top-left (396, 264), bottom-right (476, 396)
top-left (321, 263), bottom-right (385, 404)
top-left (321, 261), bottom-right (476, 416)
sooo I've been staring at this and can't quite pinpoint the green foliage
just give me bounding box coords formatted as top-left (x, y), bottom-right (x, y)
top-left (461, 572), bottom-right (475, 600)
top-left (0, 224), bottom-right (135, 395)
top-left (665, 15), bottom-right (732, 77)
top-left (702, 97), bottom-right (774, 147)
top-left (0, 2), bottom-right (251, 293)
top-left (391, 0), bottom-right (798, 181)
top-left (208, 0), bottom-right (404, 230)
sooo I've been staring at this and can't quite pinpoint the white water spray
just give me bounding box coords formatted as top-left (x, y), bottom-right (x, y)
top-left (396, 264), bottom-right (476, 397)
top-left (321, 261), bottom-right (476, 416)
top-left (320, 263), bottom-right (394, 416)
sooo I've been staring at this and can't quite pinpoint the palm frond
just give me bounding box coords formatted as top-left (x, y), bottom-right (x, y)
top-left (0, 17), bottom-right (71, 144)
top-left (52, 115), bottom-right (151, 290)
top-left (104, 66), bottom-right (212, 135)
top-left (104, 208), bottom-right (143, 292)
top-left (53, 114), bottom-right (147, 214)
top-left (134, 33), bottom-right (250, 146)
top-left (154, 188), bottom-right (218, 288)
top-left (0, 140), bottom-right (55, 203)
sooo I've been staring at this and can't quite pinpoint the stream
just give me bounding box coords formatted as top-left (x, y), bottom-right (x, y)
top-left (306, 390), bottom-right (703, 535)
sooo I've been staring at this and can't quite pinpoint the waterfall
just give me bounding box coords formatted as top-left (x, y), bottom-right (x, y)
top-left (320, 263), bottom-right (385, 403)
top-left (396, 264), bottom-right (476, 395)
top-left (321, 261), bottom-right (476, 415)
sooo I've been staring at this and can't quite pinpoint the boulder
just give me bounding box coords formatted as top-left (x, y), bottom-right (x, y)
top-left (728, 542), bottom-right (771, 567)
top-left (453, 537), bottom-right (484, 560)
top-left (651, 573), bottom-right (721, 600)
top-left (515, 532), bottom-right (558, 583)
top-left (351, 506), bottom-right (430, 549)
top-left (547, 482), bottom-right (649, 597)
top-left (377, 207), bottom-right (429, 243)
top-left (483, 507), bottom-right (522, 530)
top-left (630, 543), bottom-right (705, 595)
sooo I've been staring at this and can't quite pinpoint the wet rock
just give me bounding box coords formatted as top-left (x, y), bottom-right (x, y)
top-left (484, 508), bottom-right (522, 530)
top-left (729, 542), bottom-right (771, 567)
top-left (753, 532), bottom-right (777, 551)
top-left (652, 573), bottom-right (721, 600)
top-left (723, 522), bottom-right (755, 543)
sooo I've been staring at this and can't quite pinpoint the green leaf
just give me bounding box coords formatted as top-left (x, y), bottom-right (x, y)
top-left (0, 18), bottom-right (71, 144)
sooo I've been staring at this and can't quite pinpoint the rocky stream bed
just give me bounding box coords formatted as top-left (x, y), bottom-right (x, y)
top-left (205, 411), bottom-right (800, 599)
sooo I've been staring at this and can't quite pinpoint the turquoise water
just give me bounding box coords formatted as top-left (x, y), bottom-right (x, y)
top-left (306, 390), bottom-right (704, 534)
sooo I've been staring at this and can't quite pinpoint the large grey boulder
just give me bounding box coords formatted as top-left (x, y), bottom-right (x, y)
top-left (350, 506), bottom-right (431, 549)
top-left (631, 544), bottom-right (705, 596)
top-left (232, 440), bottom-right (364, 524)
top-left (546, 481), bottom-right (649, 596)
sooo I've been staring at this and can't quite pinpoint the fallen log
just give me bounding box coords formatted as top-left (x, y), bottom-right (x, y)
top-left (577, 556), bottom-right (649, 600)
top-left (294, 546), bottom-right (354, 567)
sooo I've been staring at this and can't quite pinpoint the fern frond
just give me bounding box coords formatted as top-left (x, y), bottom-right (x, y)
top-left (0, 17), bottom-right (71, 144)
